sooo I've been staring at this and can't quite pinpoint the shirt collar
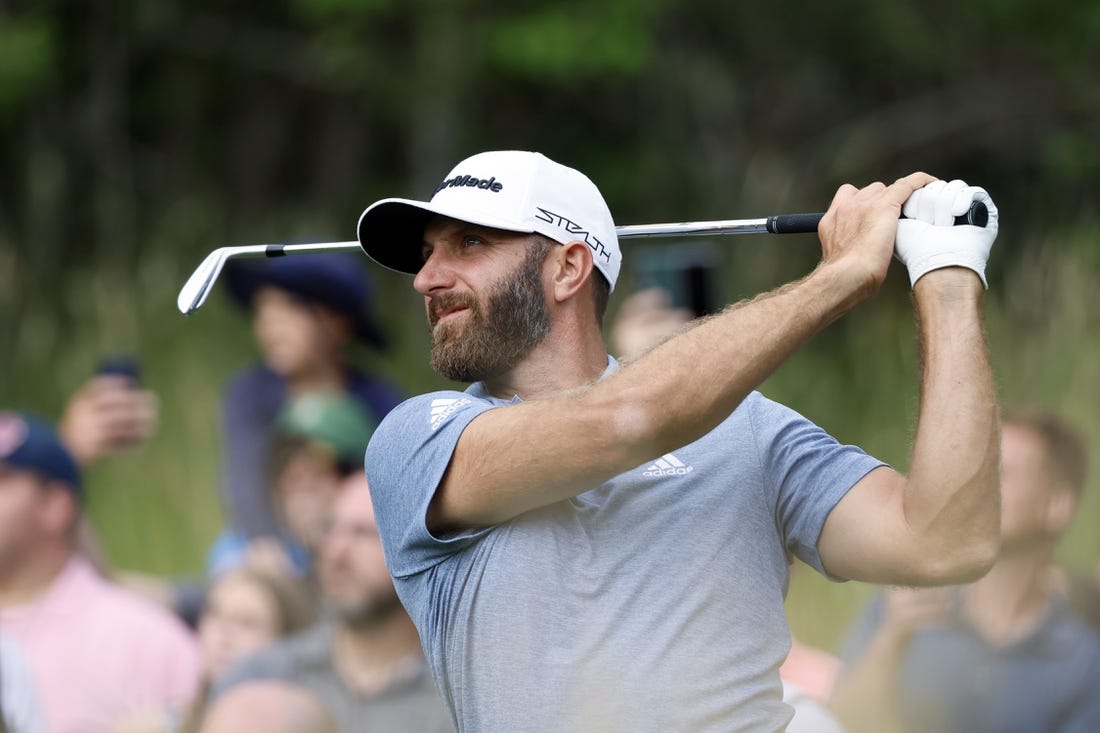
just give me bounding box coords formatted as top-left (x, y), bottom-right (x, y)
top-left (465, 355), bottom-right (619, 405)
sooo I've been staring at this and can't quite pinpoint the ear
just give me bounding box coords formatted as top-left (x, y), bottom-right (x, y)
top-left (39, 482), bottom-right (80, 538)
top-left (1044, 487), bottom-right (1077, 536)
top-left (314, 305), bottom-right (355, 346)
top-left (548, 241), bottom-right (596, 306)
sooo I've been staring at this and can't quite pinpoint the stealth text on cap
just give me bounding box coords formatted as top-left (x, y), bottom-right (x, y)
top-left (435, 174), bottom-right (504, 195)
top-left (534, 208), bottom-right (613, 264)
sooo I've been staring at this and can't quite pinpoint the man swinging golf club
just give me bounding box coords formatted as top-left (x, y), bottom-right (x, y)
top-left (357, 150), bottom-right (1000, 732)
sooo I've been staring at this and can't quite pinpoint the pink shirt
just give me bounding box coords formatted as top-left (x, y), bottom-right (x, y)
top-left (0, 556), bottom-right (200, 733)
top-left (779, 638), bottom-right (841, 703)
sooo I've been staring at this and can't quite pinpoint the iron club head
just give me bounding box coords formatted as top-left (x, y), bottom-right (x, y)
top-left (177, 247), bottom-right (233, 315)
top-left (177, 241), bottom-right (363, 315)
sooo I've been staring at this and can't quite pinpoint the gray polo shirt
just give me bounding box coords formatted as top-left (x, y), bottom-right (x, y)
top-left (366, 359), bottom-right (882, 732)
top-left (215, 620), bottom-right (452, 732)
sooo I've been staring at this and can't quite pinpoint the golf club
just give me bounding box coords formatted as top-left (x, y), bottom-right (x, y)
top-left (177, 202), bottom-right (987, 316)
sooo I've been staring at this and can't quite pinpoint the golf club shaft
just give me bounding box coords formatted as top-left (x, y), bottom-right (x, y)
top-left (177, 202), bottom-right (988, 315)
top-left (624, 200), bottom-right (988, 239)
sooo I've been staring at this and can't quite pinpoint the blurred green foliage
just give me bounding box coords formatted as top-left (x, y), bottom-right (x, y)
top-left (0, 17), bottom-right (55, 113)
top-left (1, 0), bottom-right (1098, 649)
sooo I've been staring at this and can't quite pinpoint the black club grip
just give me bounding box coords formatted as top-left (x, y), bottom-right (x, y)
top-left (765, 213), bottom-right (824, 235)
top-left (766, 201), bottom-right (989, 234)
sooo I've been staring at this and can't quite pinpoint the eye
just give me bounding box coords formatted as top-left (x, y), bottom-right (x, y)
top-left (461, 234), bottom-right (483, 248)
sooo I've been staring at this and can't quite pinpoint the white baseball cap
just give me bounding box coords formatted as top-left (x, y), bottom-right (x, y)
top-left (357, 150), bottom-right (622, 290)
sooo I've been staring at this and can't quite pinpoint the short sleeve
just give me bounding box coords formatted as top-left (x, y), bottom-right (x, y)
top-left (365, 390), bottom-right (499, 578)
top-left (748, 394), bottom-right (887, 577)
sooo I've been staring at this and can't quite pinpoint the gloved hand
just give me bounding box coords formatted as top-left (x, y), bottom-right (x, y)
top-left (895, 179), bottom-right (998, 288)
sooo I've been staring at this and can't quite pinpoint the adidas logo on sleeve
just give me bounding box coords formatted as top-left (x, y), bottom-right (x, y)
top-left (642, 453), bottom-right (694, 477)
top-left (430, 397), bottom-right (472, 431)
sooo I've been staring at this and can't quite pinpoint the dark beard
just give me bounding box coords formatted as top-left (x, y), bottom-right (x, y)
top-left (429, 245), bottom-right (552, 383)
top-left (332, 589), bottom-right (405, 630)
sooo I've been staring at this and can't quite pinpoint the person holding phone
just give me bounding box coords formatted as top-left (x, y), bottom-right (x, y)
top-left (54, 357), bottom-right (159, 575)
top-left (59, 356), bottom-right (158, 467)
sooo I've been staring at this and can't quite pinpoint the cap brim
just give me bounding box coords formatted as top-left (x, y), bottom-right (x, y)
top-left (357, 198), bottom-right (535, 276)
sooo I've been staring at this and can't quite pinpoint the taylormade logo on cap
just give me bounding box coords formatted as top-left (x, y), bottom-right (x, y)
top-left (434, 174), bottom-right (504, 194)
top-left (357, 150), bottom-right (623, 290)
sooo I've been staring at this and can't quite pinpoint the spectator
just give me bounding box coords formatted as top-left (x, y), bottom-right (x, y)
top-left (199, 681), bottom-right (335, 733)
top-left (121, 391), bottom-right (377, 627)
top-left (58, 369), bottom-right (158, 468)
top-left (58, 367), bottom-right (159, 575)
top-left (113, 566), bottom-right (315, 733)
top-left (183, 567), bottom-right (315, 731)
top-left (215, 472), bottom-right (450, 733)
top-left (218, 253), bottom-right (400, 545)
top-left (609, 286), bottom-right (692, 361)
top-left (0, 412), bottom-right (200, 733)
top-left (206, 391), bottom-right (378, 579)
top-left (831, 408), bottom-right (1100, 733)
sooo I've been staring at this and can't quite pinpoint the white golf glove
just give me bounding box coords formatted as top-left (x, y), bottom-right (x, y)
top-left (895, 179), bottom-right (998, 288)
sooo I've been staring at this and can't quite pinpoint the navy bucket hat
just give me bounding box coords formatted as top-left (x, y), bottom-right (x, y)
top-left (224, 253), bottom-right (387, 350)
top-left (0, 411), bottom-right (82, 497)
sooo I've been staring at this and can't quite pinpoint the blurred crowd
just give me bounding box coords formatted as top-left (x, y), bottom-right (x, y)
top-left (2, 255), bottom-right (1099, 733)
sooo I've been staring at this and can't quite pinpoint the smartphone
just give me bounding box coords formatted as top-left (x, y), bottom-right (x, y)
top-left (95, 355), bottom-right (141, 384)
top-left (629, 242), bottom-right (724, 318)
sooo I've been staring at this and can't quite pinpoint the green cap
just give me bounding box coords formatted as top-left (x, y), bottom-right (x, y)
top-left (276, 392), bottom-right (378, 465)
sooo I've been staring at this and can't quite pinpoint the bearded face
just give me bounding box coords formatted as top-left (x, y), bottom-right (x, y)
top-left (317, 478), bottom-right (403, 629)
top-left (427, 240), bottom-right (553, 383)
top-left (321, 548), bottom-right (404, 629)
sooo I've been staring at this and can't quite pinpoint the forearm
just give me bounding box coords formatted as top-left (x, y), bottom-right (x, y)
top-left (443, 263), bottom-right (862, 527)
top-left (903, 269), bottom-right (1000, 581)
top-left (603, 262), bottom-right (861, 463)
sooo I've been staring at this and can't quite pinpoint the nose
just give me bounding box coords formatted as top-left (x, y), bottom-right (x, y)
top-left (413, 248), bottom-right (456, 295)
top-left (322, 524), bottom-right (351, 558)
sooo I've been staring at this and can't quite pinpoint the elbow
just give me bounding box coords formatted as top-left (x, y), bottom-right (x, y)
top-left (599, 381), bottom-right (713, 464)
top-left (938, 540), bottom-right (999, 584)
top-left (596, 383), bottom-right (665, 465)
top-left (910, 531), bottom-right (1000, 585)
top-left (903, 469), bottom-right (1002, 585)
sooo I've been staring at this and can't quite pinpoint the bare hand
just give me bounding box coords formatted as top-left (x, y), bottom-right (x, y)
top-left (59, 375), bottom-right (159, 465)
top-left (610, 287), bottom-right (693, 360)
top-left (881, 586), bottom-right (952, 643)
top-left (817, 172), bottom-right (937, 301)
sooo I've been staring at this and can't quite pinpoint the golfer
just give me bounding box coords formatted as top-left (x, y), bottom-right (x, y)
top-left (357, 150), bottom-right (1000, 732)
